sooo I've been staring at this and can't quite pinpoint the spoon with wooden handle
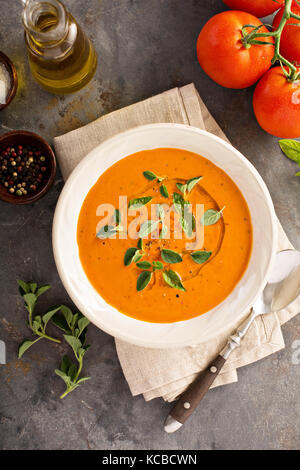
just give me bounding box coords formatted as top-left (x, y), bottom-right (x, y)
top-left (164, 249), bottom-right (300, 433)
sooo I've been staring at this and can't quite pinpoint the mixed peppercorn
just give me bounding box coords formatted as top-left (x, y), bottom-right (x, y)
top-left (0, 144), bottom-right (48, 197)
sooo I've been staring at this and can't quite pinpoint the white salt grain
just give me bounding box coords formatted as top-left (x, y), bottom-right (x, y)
top-left (0, 63), bottom-right (11, 104)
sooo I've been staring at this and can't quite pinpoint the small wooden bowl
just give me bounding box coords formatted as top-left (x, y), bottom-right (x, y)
top-left (0, 130), bottom-right (56, 204)
top-left (0, 51), bottom-right (18, 111)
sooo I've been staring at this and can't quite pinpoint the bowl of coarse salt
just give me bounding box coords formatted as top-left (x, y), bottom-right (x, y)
top-left (0, 51), bottom-right (18, 111)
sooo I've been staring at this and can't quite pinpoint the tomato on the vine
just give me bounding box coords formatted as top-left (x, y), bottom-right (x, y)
top-left (273, 0), bottom-right (300, 64)
top-left (253, 66), bottom-right (300, 138)
top-left (197, 11), bottom-right (275, 89)
top-left (222, 0), bottom-right (284, 18)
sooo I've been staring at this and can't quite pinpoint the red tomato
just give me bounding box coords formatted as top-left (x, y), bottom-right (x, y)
top-left (223, 0), bottom-right (284, 17)
top-left (253, 66), bottom-right (300, 138)
top-left (273, 0), bottom-right (300, 64)
top-left (197, 11), bottom-right (275, 89)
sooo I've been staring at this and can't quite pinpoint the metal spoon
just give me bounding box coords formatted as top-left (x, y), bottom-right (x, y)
top-left (164, 249), bottom-right (300, 433)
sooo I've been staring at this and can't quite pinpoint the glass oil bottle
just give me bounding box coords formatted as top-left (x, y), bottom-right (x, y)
top-left (22, 0), bottom-right (98, 94)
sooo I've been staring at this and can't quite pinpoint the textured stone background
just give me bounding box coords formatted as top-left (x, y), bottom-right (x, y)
top-left (0, 0), bottom-right (299, 450)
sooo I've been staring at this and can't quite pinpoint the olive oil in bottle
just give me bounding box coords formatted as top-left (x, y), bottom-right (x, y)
top-left (22, 0), bottom-right (97, 94)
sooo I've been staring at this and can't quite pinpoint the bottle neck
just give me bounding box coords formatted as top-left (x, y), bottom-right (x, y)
top-left (22, 0), bottom-right (68, 47)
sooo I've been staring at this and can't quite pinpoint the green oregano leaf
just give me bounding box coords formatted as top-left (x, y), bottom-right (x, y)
top-left (55, 369), bottom-right (71, 387)
top-left (60, 355), bottom-right (73, 374)
top-left (161, 249), bottom-right (182, 264)
top-left (201, 207), bottom-right (225, 226)
top-left (186, 176), bottom-right (202, 193)
top-left (64, 335), bottom-right (82, 357)
top-left (76, 377), bottom-right (91, 385)
top-left (114, 209), bottom-right (121, 225)
top-left (18, 338), bottom-right (42, 359)
top-left (160, 185), bottom-right (169, 198)
top-left (124, 247), bottom-right (139, 266)
top-left (136, 261), bottom-right (152, 270)
top-left (162, 270), bottom-right (185, 291)
top-left (42, 307), bottom-right (61, 329)
top-left (152, 261), bottom-right (164, 271)
top-left (132, 251), bottom-right (142, 263)
top-left (17, 280), bottom-right (31, 295)
top-left (139, 220), bottom-right (159, 238)
top-left (176, 183), bottom-right (187, 195)
top-left (143, 170), bottom-right (164, 182)
top-left (137, 238), bottom-right (143, 250)
top-left (23, 293), bottom-right (37, 313)
top-left (97, 225), bottom-right (116, 239)
top-left (77, 317), bottom-right (90, 337)
top-left (279, 139), bottom-right (300, 163)
top-left (190, 251), bottom-right (212, 264)
top-left (36, 285), bottom-right (51, 298)
top-left (128, 196), bottom-right (152, 209)
top-left (137, 271), bottom-right (152, 291)
top-left (60, 305), bottom-right (73, 328)
top-left (143, 171), bottom-right (158, 181)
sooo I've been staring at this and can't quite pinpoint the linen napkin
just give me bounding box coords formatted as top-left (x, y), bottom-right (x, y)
top-left (54, 83), bottom-right (299, 402)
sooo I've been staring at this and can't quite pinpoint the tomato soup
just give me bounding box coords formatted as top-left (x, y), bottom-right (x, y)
top-left (77, 148), bottom-right (252, 323)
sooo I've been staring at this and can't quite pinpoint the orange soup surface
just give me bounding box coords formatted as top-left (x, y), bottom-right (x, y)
top-left (77, 148), bottom-right (252, 323)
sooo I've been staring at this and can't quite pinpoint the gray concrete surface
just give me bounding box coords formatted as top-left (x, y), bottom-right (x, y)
top-left (0, 0), bottom-right (299, 450)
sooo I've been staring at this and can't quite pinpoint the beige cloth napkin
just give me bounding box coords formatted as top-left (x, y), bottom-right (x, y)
top-left (54, 83), bottom-right (299, 402)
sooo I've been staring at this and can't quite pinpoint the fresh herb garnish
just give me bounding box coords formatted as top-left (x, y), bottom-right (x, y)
top-left (114, 208), bottom-right (121, 225)
top-left (176, 176), bottom-right (202, 196)
top-left (17, 281), bottom-right (91, 398)
top-left (124, 247), bottom-right (141, 266)
top-left (176, 183), bottom-right (187, 196)
top-left (201, 207), bottom-right (225, 226)
top-left (162, 270), bottom-right (185, 291)
top-left (160, 184), bottom-right (169, 198)
top-left (152, 261), bottom-right (164, 271)
top-left (186, 176), bottom-right (202, 193)
top-left (161, 249), bottom-right (182, 264)
top-left (173, 192), bottom-right (194, 237)
top-left (279, 139), bottom-right (300, 176)
top-left (97, 225), bottom-right (117, 239)
top-left (96, 209), bottom-right (123, 239)
top-left (143, 171), bottom-right (164, 182)
top-left (128, 196), bottom-right (152, 209)
top-left (139, 219), bottom-right (159, 238)
top-left (136, 261), bottom-right (152, 269)
top-left (17, 280), bottom-right (61, 358)
top-left (54, 306), bottom-right (91, 399)
top-left (190, 251), bottom-right (212, 264)
top-left (137, 271), bottom-right (152, 291)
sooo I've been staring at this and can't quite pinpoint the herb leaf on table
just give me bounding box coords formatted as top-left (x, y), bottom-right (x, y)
top-left (279, 139), bottom-right (300, 176)
top-left (17, 280), bottom-right (61, 358)
top-left (54, 306), bottom-right (91, 399)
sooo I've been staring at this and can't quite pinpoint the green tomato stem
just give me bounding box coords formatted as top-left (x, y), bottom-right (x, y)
top-left (242, 0), bottom-right (299, 81)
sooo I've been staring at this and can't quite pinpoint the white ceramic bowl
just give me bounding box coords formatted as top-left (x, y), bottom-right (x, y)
top-left (53, 124), bottom-right (277, 348)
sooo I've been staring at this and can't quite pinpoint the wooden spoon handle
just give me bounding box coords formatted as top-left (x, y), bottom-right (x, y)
top-left (169, 355), bottom-right (226, 424)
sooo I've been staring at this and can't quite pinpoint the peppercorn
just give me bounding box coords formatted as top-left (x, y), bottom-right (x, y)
top-left (0, 144), bottom-right (50, 197)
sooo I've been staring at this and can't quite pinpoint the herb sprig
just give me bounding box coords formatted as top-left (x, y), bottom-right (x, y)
top-left (17, 280), bottom-right (61, 358)
top-left (54, 306), bottom-right (91, 399)
top-left (279, 139), bottom-right (300, 176)
top-left (17, 280), bottom-right (91, 398)
top-left (97, 209), bottom-right (124, 239)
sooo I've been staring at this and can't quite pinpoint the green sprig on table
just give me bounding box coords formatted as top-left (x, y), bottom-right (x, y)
top-left (17, 280), bottom-right (91, 399)
top-left (279, 139), bottom-right (300, 176)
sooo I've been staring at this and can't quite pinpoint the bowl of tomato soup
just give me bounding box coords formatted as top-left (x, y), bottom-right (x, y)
top-left (53, 124), bottom-right (277, 348)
